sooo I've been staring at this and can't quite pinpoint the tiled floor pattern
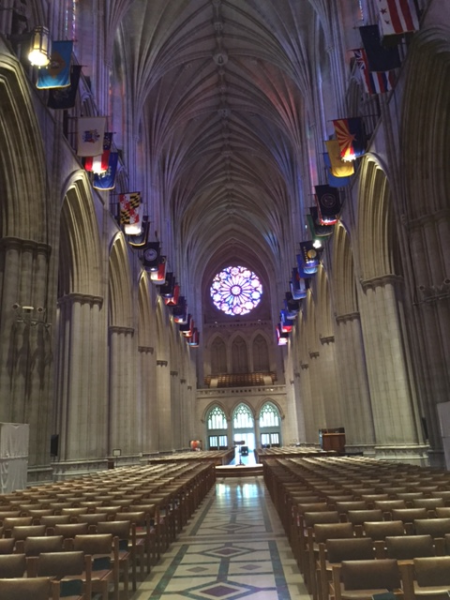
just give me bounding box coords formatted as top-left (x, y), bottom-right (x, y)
top-left (131, 476), bottom-right (308, 600)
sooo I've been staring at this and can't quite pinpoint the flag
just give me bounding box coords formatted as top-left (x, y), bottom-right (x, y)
top-left (284, 294), bottom-right (300, 319)
top-left (280, 310), bottom-right (293, 333)
top-left (47, 65), bottom-right (81, 109)
top-left (141, 242), bottom-right (160, 271)
top-left (120, 192), bottom-right (142, 235)
top-left (173, 296), bottom-right (187, 323)
top-left (187, 329), bottom-right (200, 347)
top-left (77, 117), bottom-right (107, 156)
top-left (359, 25), bottom-right (401, 72)
top-left (315, 185), bottom-right (341, 225)
top-left (352, 48), bottom-right (395, 95)
top-left (36, 40), bottom-right (73, 89)
top-left (308, 208), bottom-right (334, 238)
top-left (160, 272), bottom-right (175, 298)
top-left (325, 140), bottom-right (354, 179)
top-left (165, 283), bottom-right (180, 307)
top-left (180, 315), bottom-right (194, 337)
top-left (290, 267), bottom-right (309, 300)
top-left (276, 324), bottom-right (289, 346)
top-left (377, 0), bottom-right (419, 37)
top-left (84, 133), bottom-right (113, 173)
top-left (150, 256), bottom-right (166, 284)
top-left (332, 118), bottom-right (365, 162)
top-left (128, 217), bottom-right (150, 249)
top-left (93, 151), bottom-right (118, 190)
top-left (300, 241), bottom-right (320, 273)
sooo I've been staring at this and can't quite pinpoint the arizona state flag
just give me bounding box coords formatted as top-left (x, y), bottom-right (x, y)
top-left (332, 118), bottom-right (365, 162)
top-left (325, 140), bottom-right (354, 178)
top-left (315, 185), bottom-right (341, 225)
top-left (77, 117), bottom-right (107, 157)
top-left (37, 40), bottom-right (73, 89)
top-left (47, 64), bottom-right (81, 109)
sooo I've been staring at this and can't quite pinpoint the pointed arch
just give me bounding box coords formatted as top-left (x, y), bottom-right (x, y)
top-left (332, 223), bottom-right (359, 318)
top-left (109, 235), bottom-right (133, 328)
top-left (231, 334), bottom-right (248, 373)
top-left (315, 265), bottom-right (334, 340)
top-left (252, 332), bottom-right (270, 372)
top-left (210, 333), bottom-right (227, 374)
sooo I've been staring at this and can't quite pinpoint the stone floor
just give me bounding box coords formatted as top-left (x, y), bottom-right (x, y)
top-left (131, 475), bottom-right (308, 600)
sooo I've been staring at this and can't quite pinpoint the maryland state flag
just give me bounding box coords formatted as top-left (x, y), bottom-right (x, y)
top-left (315, 185), bottom-right (341, 225)
top-left (332, 118), bottom-right (365, 162)
top-left (141, 241), bottom-right (160, 271)
top-left (300, 241), bottom-right (320, 274)
top-left (325, 140), bottom-right (354, 179)
top-left (37, 40), bottom-right (73, 89)
top-left (165, 283), bottom-right (180, 307)
top-left (77, 117), bottom-right (107, 157)
top-left (47, 64), bottom-right (81, 109)
top-left (150, 256), bottom-right (167, 285)
top-left (119, 192), bottom-right (142, 235)
top-left (93, 151), bottom-right (118, 190)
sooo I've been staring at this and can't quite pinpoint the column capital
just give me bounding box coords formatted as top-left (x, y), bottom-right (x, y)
top-left (309, 351), bottom-right (320, 359)
top-left (170, 370), bottom-right (179, 377)
top-left (335, 311), bottom-right (360, 323)
top-left (0, 236), bottom-right (51, 256)
top-left (109, 326), bottom-right (134, 336)
top-left (138, 346), bottom-right (154, 354)
top-left (360, 274), bottom-right (403, 291)
top-left (319, 335), bottom-right (335, 345)
top-left (58, 293), bottom-right (103, 308)
top-left (156, 360), bottom-right (168, 367)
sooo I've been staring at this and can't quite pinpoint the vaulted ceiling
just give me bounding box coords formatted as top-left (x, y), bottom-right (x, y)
top-left (108, 0), bottom-right (337, 315)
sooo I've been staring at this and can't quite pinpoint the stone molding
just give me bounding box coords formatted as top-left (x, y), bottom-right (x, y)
top-left (335, 311), bottom-right (360, 323)
top-left (418, 279), bottom-right (450, 304)
top-left (309, 351), bottom-right (320, 359)
top-left (109, 326), bottom-right (134, 335)
top-left (138, 346), bottom-right (154, 354)
top-left (180, 379), bottom-right (187, 384)
top-left (0, 236), bottom-right (51, 256)
top-left (156, 360), bottom-right (168, 367)
top-left (58, 293), bottom-right (103, 308)
top-left (360, 274), bottom-right (404, 291)
top-left (170, 370), bottom-right (179, 376)
top-left (319, 335), bottom-right (335, 345)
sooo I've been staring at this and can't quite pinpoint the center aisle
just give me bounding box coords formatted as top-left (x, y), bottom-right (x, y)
top-left (132, 476), bottom-right (308, 600)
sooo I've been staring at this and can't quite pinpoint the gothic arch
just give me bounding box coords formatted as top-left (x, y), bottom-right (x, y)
top-left (256, 398), bottom-right (285, 420)
top-left (202, 401), bottom-right (230, 423)
top-left (251, 331), bottom-right (270, 372)
top-left (209, 332), bottom-right (227, 375)
top-left (315, 265), bottom-right (334, 340)
top-left (0, 40), bottom-right (46, 242)
top-left (230, 333), bottom-right (249, 373)
top-left (138, 273), bottom-right (154, 348)
top-left (59, 173), bottom-right (102, 298)
top-left (332, 222), bottom-right (358, 318)
top-left (109, 234), bottom-right (133, 328)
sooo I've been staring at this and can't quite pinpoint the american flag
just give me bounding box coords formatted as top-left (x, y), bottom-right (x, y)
top-left (352, 48), bottom-right (395, 95)
top-left (377, 0), bottom-right (420, 37)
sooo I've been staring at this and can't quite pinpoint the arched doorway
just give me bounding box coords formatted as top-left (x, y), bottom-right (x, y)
top-left (232, 403), bottom-right (255, 451)
top-left (259, 402), bottom-right (282, 448)
top-left (206, 406), bottom-right (228, 450)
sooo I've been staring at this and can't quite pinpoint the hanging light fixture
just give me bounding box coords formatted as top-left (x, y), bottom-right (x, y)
top-left (28, 26), bottom-right (50, 67)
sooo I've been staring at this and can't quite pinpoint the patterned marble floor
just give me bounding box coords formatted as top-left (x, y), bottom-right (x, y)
top-left (131, 475), bottom-right (309, 600)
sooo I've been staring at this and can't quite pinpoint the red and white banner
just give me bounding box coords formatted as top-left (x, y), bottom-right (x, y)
top-left (377, 0), bottom-right (419, 37)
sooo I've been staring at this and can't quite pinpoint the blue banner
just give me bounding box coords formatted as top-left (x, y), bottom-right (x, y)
top-left (93, 152), bottom-right (118, 190)
top-left (37, 40), bottom-right (73, 89)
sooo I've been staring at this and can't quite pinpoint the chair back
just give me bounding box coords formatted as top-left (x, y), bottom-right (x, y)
top-left (0, 539), bottom-right (15, 555)
top-left (414, 518), bottom-right (450, 537)
top-left (24, 536), bottom-right (64, 556)
top-left (11, 524), bottom-right (46, 541)
top-left (390, 508), bottom-right (427, 522)
top-left (346, 509), bottom-right (384, 525)
top-left (414, 556), bottom-right (450, 587)
top-left (304, 511), bottom-right (340, 527)
top-left (327, 538), bottom-right (374, 563)
top-left (341, 558), bottom-right (400, 590)
top-left (0, 577), bottom-right (59, 600)
top-left (314, 522), bottom-right (354, 544)
top-left (0, 554), bottom-right (26, 578)
top-left (363, 520), bottom-right (404, 541)
top-left (54, 523), bottom-right (89, 539)
top-left (385, 535), bottom-right (435, 559)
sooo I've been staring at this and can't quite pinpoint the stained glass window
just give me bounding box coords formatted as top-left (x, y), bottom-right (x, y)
top-left (210, 266), bottom-right (262, 316)
top-left (207, 406), bottom-right (227, 430)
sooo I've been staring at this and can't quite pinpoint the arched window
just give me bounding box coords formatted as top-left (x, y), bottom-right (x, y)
top-left (206, 406), bottom-right (228, 450)
top-left (207, 406), bottom-right (227, 430)
top-left (233, 403), bottom-right (254, 429)
top-left (211, 337), bottom-right (227, 374)
top-left (259, 402), bottom-right (282, 448)
top-left (232, 403), bottom-right (255, 451)
top-left (253, 334), bottom-right (269, 372)
top-left (232, 335), bottom-right (248, 373)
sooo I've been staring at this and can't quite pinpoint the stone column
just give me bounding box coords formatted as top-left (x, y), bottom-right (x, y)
top-left (138, 346), bottom-right (156, 453)
top-left (156, 359), bottom-right (171, 450)
top-left (308, 351), bottom-right (326, 442)
top-left (0, 237), bottom-right (53, 476)
top-left (109, 326), bottom-right (137, 456)
top-left (170, 370), bottom-right (181, 450)
top-left (298, 362), bottom-right (316, 444)
top-left (358, 276), bottom-right (426, 459)
top-left (319, 336), bottom-right (344, 428)
top-left (334, 313), bottom-right (375, 454)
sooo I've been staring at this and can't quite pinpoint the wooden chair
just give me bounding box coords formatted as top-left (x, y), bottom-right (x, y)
top-left (0, 554), bottom-right (27, 578)
top-left (403, 556), bottom-right (450, 600)
top-left (73, 533), bottom-right (119, 600)
top-left (346, 510), bottom-right (384, 537)
top-left (22, 536), bottom-right (65, 563)
top-left (36, 551), bottom-right (92, 600)
top-left (412, 498), bottom-right (445, 517)
top-left (362, 521), bottom-right (405, 556)
top-left (0, 577), bottom-right (60, 600)
top-left (40, 515), bottom-right (71, 534)
top-left (0, 539), bottom-right (15, 554)
top-left (385, 535), bottom-right (435, 560)
top-left (414, 518), bottom-right (450, 554)
top-left (390, 508), bottom-right (428, 535)
top-left (332, 558), bottom-right (403, 600)
top-left (97, 520), bottom-right (134, 594)
top-left (118, 511), bottom-right (149, 577)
